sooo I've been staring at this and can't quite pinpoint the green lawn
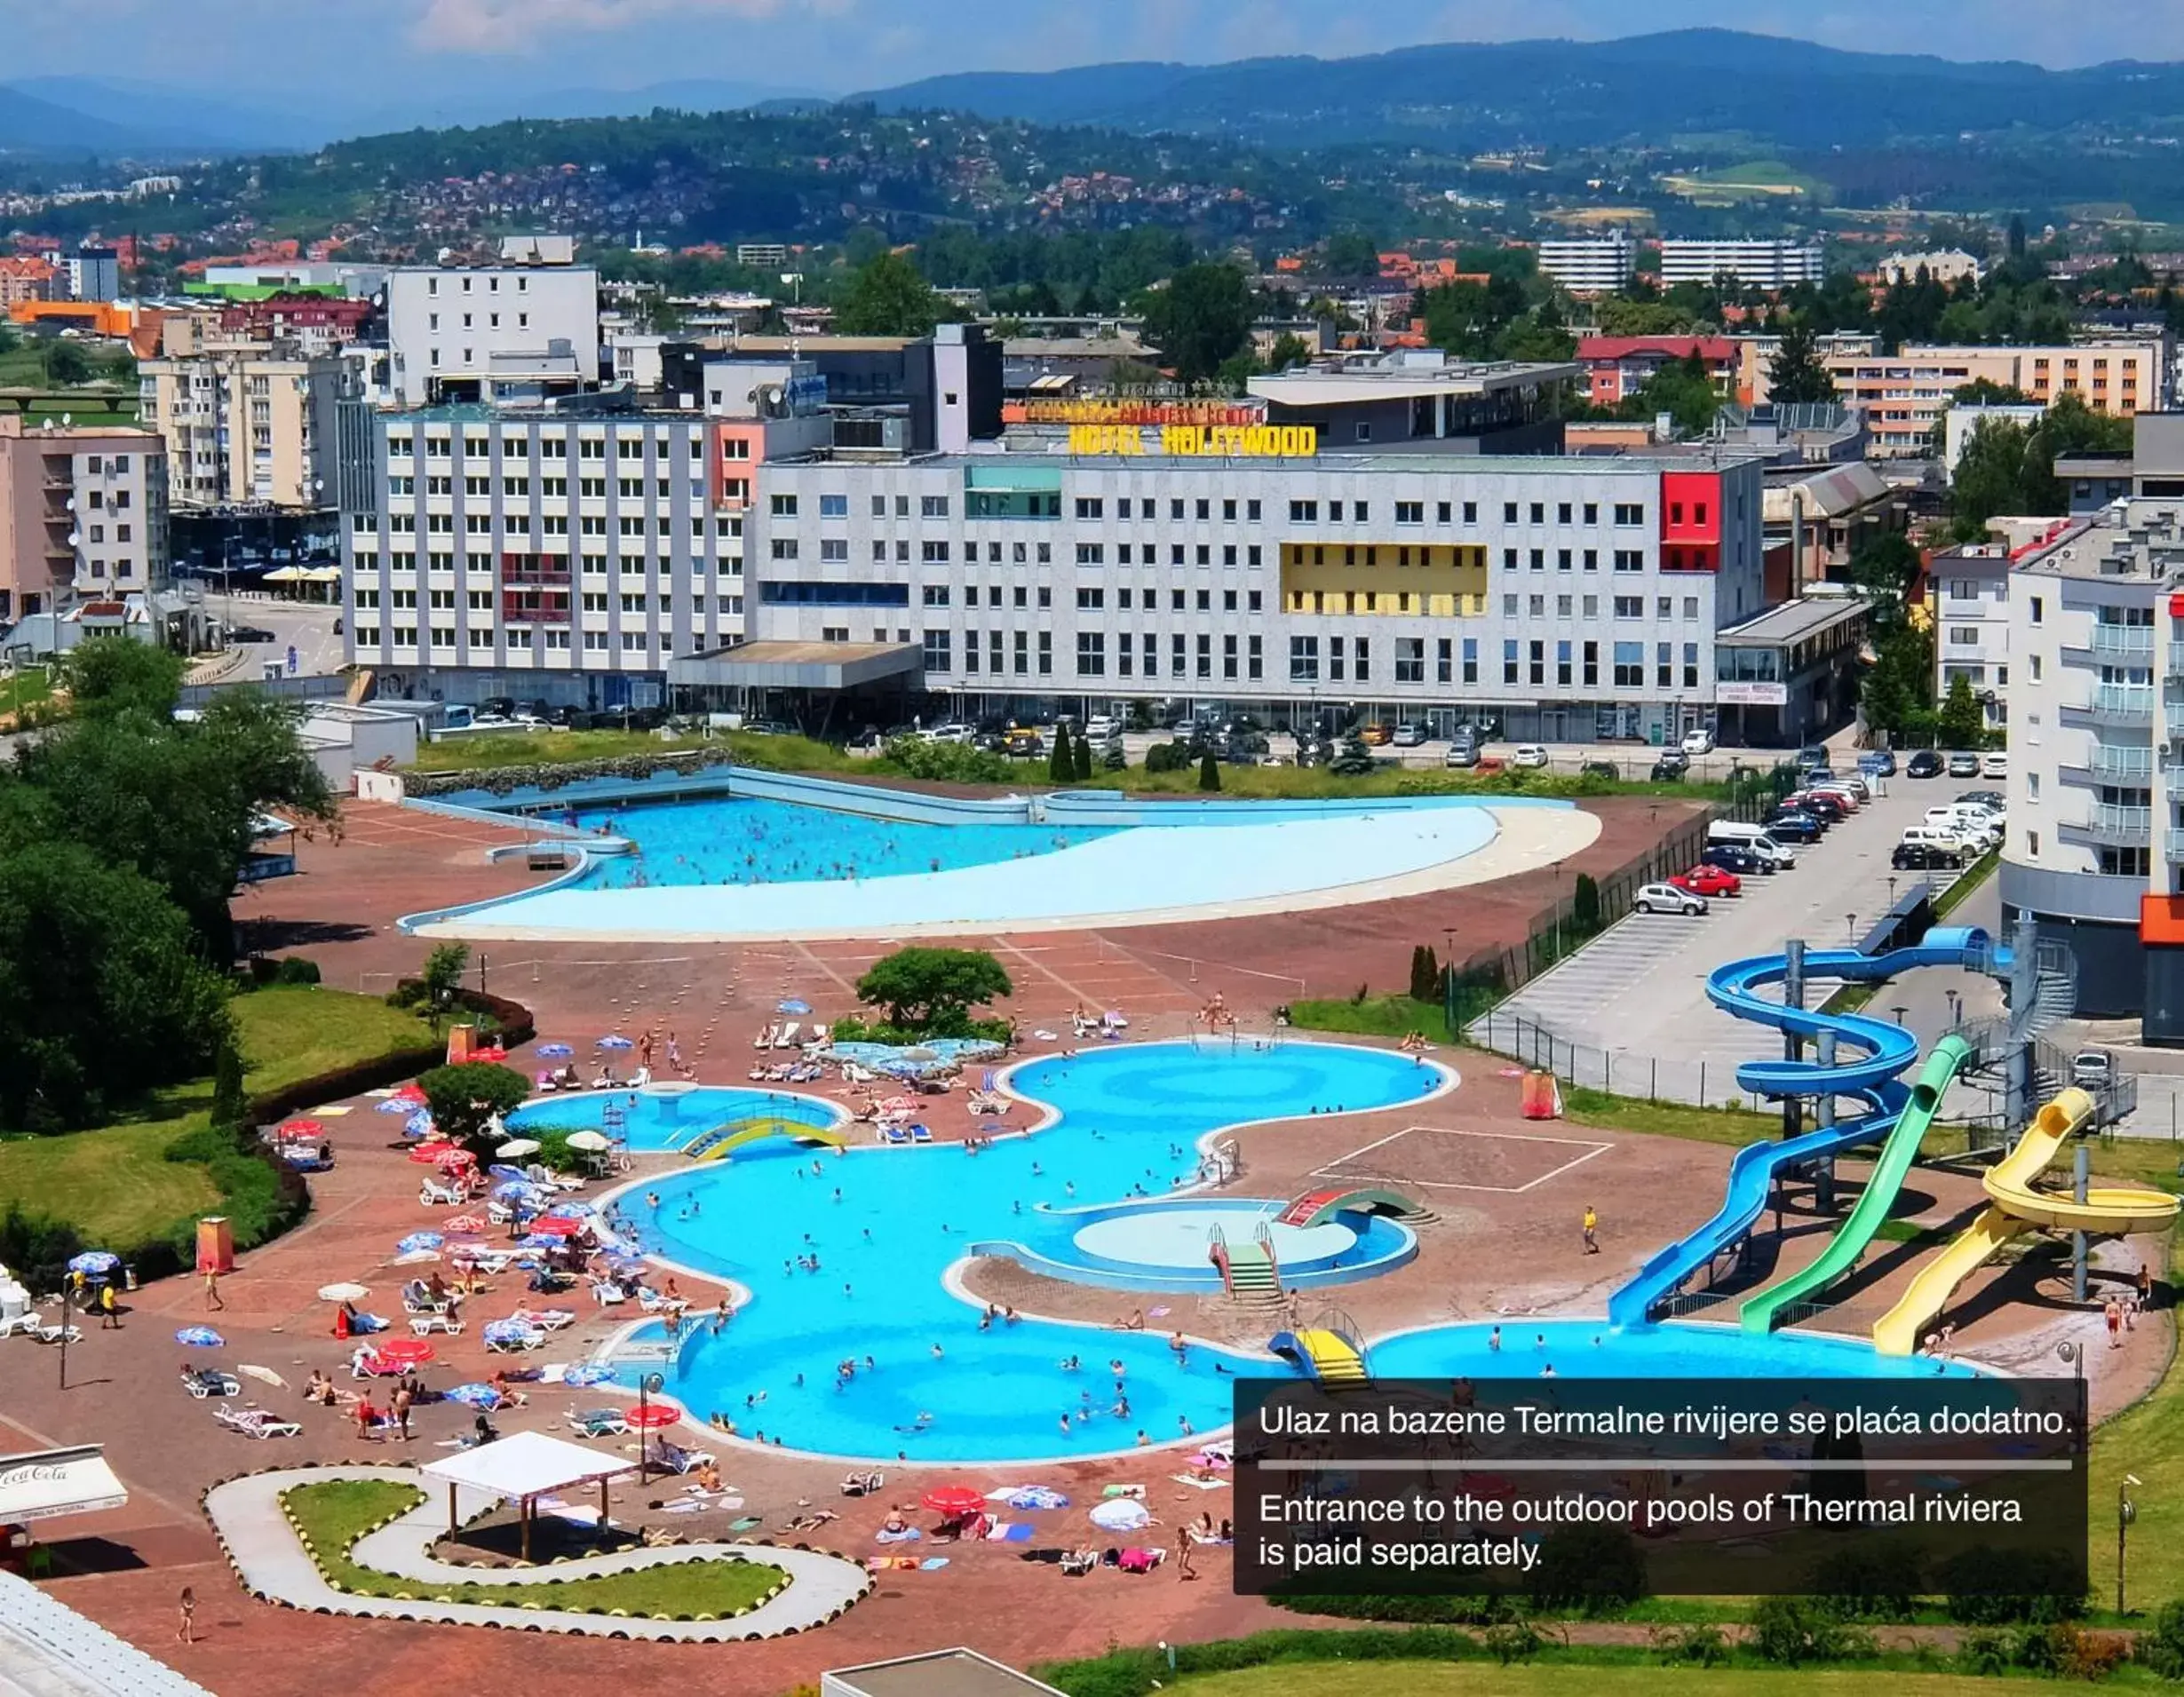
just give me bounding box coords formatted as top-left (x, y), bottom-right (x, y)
top-left (403, 728), bottom-right (857, 776)
top-left (0, 987), bottom-right (436, 1247)
top-left (1561, 1083), bottom-right (1780, 1147)
top-left (284, 1480), bottom-right (783, 1617)
top-left (1163, 1667), bottom-right (1997, 1696)
top-left (1290, 995), bottom-right (1459, 1045)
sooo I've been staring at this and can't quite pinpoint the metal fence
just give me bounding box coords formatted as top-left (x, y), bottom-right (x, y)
top-left (1465, 1007), bottom-right (1777, 1112)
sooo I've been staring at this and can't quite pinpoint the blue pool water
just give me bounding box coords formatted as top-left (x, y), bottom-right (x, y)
top-left (511, 1085), bottom-right (839, 1154)
top-left (552, 795), bottom-right (1115, 889)
top-left (1366, 1320), bottom-right (1979, 1380)
top-left (982, 1197), bottom-right (1419, 1293)
top-left (558, 1042), bottom-right (1968, 1463)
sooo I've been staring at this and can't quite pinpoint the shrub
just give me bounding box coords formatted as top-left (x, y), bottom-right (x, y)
top-left (1197, 749), bottom-right (1221, 792)
top-left (1571, 872), bottom-right (1601, 932)
top-left (209, 1036), bottom-right (248, 1132)
top-left (1956, 1628), bottom-right (2009, 1677)
top-left (1481, 1622), bottom-right (1542, 1664)
top-left (2012, 1622), bottom-right (2071, 1674)
top-left (1937, 1547), bottom-right (2087, 1623)
top-left (0, 1199), bottom-right (84, 1296)
top-left (274, 956), bottom-right (322, 986)
top-left (1652, 1623), bottom-right (1729, 1666)
top-left (2140, 1600), bottom-right (2184, 1679)
top-left (1811, 1539), bottom-right (1923, 1622)
top-left (1749, 1596), bottom-right (1870, 1664)
top-left (1529, 1523), bottom-right (1645, 1616)
top-left (879, 735), bottom-right (1012, 784)
top-left (1143, 740), bottom-right (1192, 775)
top-left (1273, 1593), bottom-right (1510, 1626)
top-left (1408, 944), bottom-right (1441, 1004)
top-left (1073, 730), bottom-right (1094, 781)
top-left (2062, 1629), bottom-right (2131, 1681)
top-left (1101, 741), bottom-right (1126, 772)
top-left (1048, 726), bottom-right (1073, 783)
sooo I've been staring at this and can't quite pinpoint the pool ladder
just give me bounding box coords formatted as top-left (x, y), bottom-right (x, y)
top-left (1211, 1219), bottom-right (1283, 1307)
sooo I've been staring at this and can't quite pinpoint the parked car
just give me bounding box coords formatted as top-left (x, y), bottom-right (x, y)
top-left (1981, 750), bottom-right (2009, 780)
top-left (1082, 716), bottom-right (1117, 742)
top-left (1947, 749), bottom-right (1981, 778)
top-left (230, 624), bottom-right (277, 644)
top-left (1959, 789), bottom-right (2005, 811)
top-left (1795, 744), bottom-right (1831, 770)
top-left (1765, 810), bottom-right (1824, 843)
top-left (1002, 727), bottom-right (1045, 757)
top-left (923, 722), bottom-right (975, 744)
top-left (2072, 1049), bottom-right (2116, 1090)
top-left (1858, 749), bottom-right (1898, 777)
top-left (1783, 790), bottom-right (1846, 822)
top-left (1672, 864), bottom-right (1742, 898)
top-left (1650, 750), bottom-right (1691, 781)
top-left (1893, 840), bottom-right (1966, 871)
top-left (1907, 749), bottom-right (1945, 779)
top-left (1680, 727), bottom-right (1718, 755)
top-left (1445, 742), bottom-right (1480, 769)
top-left (1699, 843), bottom-right (1765, 876)
top-left (1358, 723), bottom-right (1394, 747)
top-left (1510, 743), bottom-right (1551, 769)
top-left (1901, 824), bottom-right (1981, 857)
top-left (1391, 722), bottom-right (1429, 748)
top-left (1635, 882), bottom-right (1708, 916)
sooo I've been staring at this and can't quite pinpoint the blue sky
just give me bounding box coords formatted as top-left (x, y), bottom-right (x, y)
top-left (8, 0), bottom-right (2184, 99)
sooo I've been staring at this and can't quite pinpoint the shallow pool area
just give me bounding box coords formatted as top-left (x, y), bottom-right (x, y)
top-left (979, 1197), bottom-right (1419, 1293)
top-left (511, 1084), bottom-right (841, 1154)
top-left (1364, 1319), bottom-right (1981, 1381)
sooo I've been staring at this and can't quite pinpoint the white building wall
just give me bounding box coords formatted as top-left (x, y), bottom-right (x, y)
top-left (1658, 240), bottom-right (1824, 289)
top-left (384, 266), bottom-right (601, 407)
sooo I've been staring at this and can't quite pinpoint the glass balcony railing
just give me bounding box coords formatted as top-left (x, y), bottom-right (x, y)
top-left (2091, 682), bottom-right (2154, 722)
top-left (2092, 624), bottom-right (2156, 658)
top-left (2085, 803), bottom-right (2153, 842)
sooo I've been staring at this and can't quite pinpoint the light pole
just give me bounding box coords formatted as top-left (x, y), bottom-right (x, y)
top-left (2120, 1473), bottom-right (2141, 1615)
top-left (637, 1370), bottom-right (663, 1484)
top-left (1890, 1004), bottom-right (1909, 1029)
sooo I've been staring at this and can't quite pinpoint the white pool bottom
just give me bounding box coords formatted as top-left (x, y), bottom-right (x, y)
top-left (1072, 1207), bottom-right (1354, 1271)
top-left (417, 804), bottom-right (1601, 942)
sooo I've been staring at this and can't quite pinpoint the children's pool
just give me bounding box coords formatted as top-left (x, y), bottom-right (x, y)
top-left (585, 1042), bottom-right (1966, 1463)
top-left (512, 1085), bottom-right (841, 1155)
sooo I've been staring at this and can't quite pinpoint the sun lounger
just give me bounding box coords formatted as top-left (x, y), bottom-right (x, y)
top-left (753, 1024), bottom-right (779, 1050)
top-left (512, 1307), bottom-right (576, 1330)
top-left (775, 1022), bottom-right (800, 1050)
top-left (418, 1178), bottom-right (466, 1206)
top-left (839, 1471), bottom-right (886, 1497)
top-left (567, 1408), bottom-right (630, 1439)
top-left (1060, 1550), bottom-right (1097, 1575)
top-left (588, 1280), bottom-right (628, 1306)
top-left (485, 1327), bottom-right (549, 1353)
top-left (909, 1124), bottom-right (933, 1144)
top-left (179, 1367), bottom-right (242, 1399)
top-left (524, 1163), bottom-right (584, 1193)
top-left (24, 1320), bottom-right (81, 1345)
top-left (215, 1402), bottom-right (300, 1439)
top-left (651, 1439), bottom-right (716, 1475)
top-left (409, 1312), bottom-right (464, 1336)
top-left (878, 1124), bottom-right (910, 1146)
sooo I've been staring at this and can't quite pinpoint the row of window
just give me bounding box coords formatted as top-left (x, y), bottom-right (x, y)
top-left (779, 493), bottom-right (1661, 527)
top-left (383, 512), bottom-right (728, 539)
top-left (1503, 592), bottom-right (1704, 620)
top-left (355, 589), bottom-right (727, 615)
top-left (387, 476), bottom-right (707, 501)
top-left (390, 436), bottom-right (689, 462)
top-left (353, 625), bottom-right (735, 653)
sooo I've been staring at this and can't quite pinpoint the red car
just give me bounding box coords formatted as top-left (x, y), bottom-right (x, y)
top-left (1672, 864), bottom-right (1742, 899)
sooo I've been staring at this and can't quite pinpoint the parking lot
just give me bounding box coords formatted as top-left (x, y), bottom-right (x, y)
top-left (1471, 769), bottom-right (1984, 1106)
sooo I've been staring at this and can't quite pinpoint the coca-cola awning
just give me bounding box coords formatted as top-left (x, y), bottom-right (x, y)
top-left (0, 1446), bottom-right (127, 1525)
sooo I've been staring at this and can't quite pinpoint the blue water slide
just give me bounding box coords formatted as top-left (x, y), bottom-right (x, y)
top-left (1605, 926), bottom-right (1991, 1329)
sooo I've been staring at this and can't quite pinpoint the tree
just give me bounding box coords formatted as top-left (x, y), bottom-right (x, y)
top-left (1197, 749), bottom-right (1221, 792)
top-left (1571, 874), bottom-right (1602, 934)
top-left (1632, 353), bottom-right (1720, 436)
top-left (1071, 728), bottom-right (1094, 781)
top-left (1949, 417), bottom-right (2039, 542)
top-left (417, 1062), bottom-right (532, 1163)
top-left (1265, 330), bottom-right (1313, 371)
top-left (854, 946), bottom-right (1013, 1035)
top-left (44, 340), bottom-right (91, 388)
top-left (420, 942), bottom-right (471, 1030)
top-left (1321, 231), bottom-right (1380, 277)
top-left (209, 1035), bottom-right (248, 1131)
top-left (1765, 321), bottom-right (1836, 404)
top-left (1047, 725), bottom-right (1073, 783)
top-left (62, 638), bottom-right (185, 719)
top-left (1937, 672), bottom-right (1987, 749)
top-left (1951, 377), bottom-right (2030, 407)
top-left (1846, 534), bottom-right (1924, 633)
top-left (1330, 734), bottom-right (1376, 776)
top-left (1140, 264), bottom-right (1253, 384)
top-left (1409, 944), bottom-right (1441, 1003)
top-left (835, 250), bottom-right (940, 337)
top-left (1862, 628), bottom-right (1935, 741)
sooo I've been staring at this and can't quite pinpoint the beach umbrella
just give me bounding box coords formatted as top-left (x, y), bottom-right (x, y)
top-left (921, 1486), bottom-right (985, 1519)
top-left (374, 1337), bottom-right (434, 1368)
top-left (391, 1249), bottom-right (441, 1265)
top-left (540, 1199), bottom-right (595, 1218)
top-left (441, 1216), bottom-right (488, 1235)
top-left (490, 1180), bottom-right (541, 1202)
top-left (517, 1233), bottom-right (563, 1250)
top-left (482, 1317), bottom-right (542, 1344)
top-left (473, 1046), bottom-right (507, 1063)
top-left (442, 1383), bottom-right (503, 1408)
top-left (560, 1364), bottom-right (617, 1388)
top-left (624, 1401), bottom-right (681, 1430)
top-left (407, 1141), bottom-right (455, 1164)
top-left (536, 1043), bottom-right (574, 1059)
top-left (317, 1282), bottom-right (370, 1304)
top-left (564, 1130), bottom-right (610, 1154)
top-left (393, 1082), bottom-right (428, 1104)
top-left (776, 998), bottom-right (812, 1015)
top-left (238, 1365), bottom-right (288, 1391)
top-left (394, 1231), bottom-right (444, 1255)
top-left (597, 1035), bottom-right (635, 1051)
top-left (174, 1326), bottom-right (225, 1348)
top-left (376, 1098), bottom-right (417, 1115)
top-left (525, 1214), bottom-right (584, 1237)
top-left (496, 1138), bottom-right (542, 1159)
top-left (1005, 1486), bottom-right (1070, 1511)
top-left (67, 1251), bottom-right (120, 1276)
top-left (277, 1118), bottom-right (324, 1139)
top-left (1090, 1498), bottom-right (1151, 1533)
top-left (403, 1110), bottom-right (438, 1139)
top-left (435, 1149), bottom-right (477, 1171)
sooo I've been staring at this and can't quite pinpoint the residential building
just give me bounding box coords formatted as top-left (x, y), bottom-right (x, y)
top-left (1707, 402), bottom-right (1869, 465)
top-left (1658, 240), bottom-right (1824, 289)
top-left (1929, 542), bottom-right (2012, 728)
top-left (200, 261), bottom-right (387, 297)
top-left (1876, 249), bottom-right (1985, 287)
top-left (679, 436), bottom-right (1770, 747)
top-left (1942, 402), bottom-right (2048, 474)
top-left (1711, 597), bottom-right (1870, 749)
top-left (735, 243), bottom-right (789, 268)
top-left (2053, 451), bottom-right (2134, 512)
top-left (1731, 329), bottom-right (1879, 407)
top-left (0, 257), bottom-right (57, 309)
top-left (1826, 339), bottom-right (2170, 456)
top-left (1536, 234), bottom-right (1637, 296)
top-left (2001, 504), bottom-right (2182, 1032)
top-left (1761, 461), bottom-right (1905, 586)
top-left (714, 327), bottom-right (1004, 454)
top-left (340, 401), bottom-right (749, 710)
top-left (65, 246), bottom-right (120, 304)
top-left (2051, 409), bottom-right (2184, 511)
top-left (382, 259), bottom-right (600, 407)
top-left (0, 414), bottom-right (168, 622)
top-left (1576, 336), bottom-right (1738, 408)
top-left (1249, 351), bottom-right (1577, 454)
top-left (138, 341), bottom-right (346, 509)
top-left (213, 294), bottom-right (376, 354)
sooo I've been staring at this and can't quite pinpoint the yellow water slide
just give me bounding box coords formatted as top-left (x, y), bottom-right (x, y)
top-left (1873, 1089), bottom-right (2178, 1355)
top-left (1284, 1328), bottom-right (1368, 1384)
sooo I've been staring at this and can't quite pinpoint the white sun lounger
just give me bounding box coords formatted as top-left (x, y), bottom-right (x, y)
top-left (775, 1022), bottom-right (801, 1050)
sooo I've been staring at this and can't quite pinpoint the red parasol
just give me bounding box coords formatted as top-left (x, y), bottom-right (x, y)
top-left (434, 1148), bottom-right (477, 1171)
top-left (526, 1214), bottom-right (585, 1237)
top-left (624, 1401), bottom-right (681, 1430)
top-left (920, 1486), bottom-right (985, 1518)
top-left (442, 1215), bottom-right (488, 1234)
top-left (278, 1119), bottom-right (324, 1140)
top-left (374, 1338), bottom-right (434, 1368)
top-left (473, 1045), bottom-right (508, 1062)
top-left (407, 1140), bottom-right (457, 1164)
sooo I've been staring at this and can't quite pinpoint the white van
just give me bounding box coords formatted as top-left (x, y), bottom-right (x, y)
top-left (1926, 805), bottom-right (1999, 846)
top-left (1902, 823), bottom-right (1978, 855)
top-left (1706, 821), bottom-right (1798, 868)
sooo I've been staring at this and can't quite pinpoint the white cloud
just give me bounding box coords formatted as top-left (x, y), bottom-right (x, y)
top-left (409, 0), bottom-right (847, 53)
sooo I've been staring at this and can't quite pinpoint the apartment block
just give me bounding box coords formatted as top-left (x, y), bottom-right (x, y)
top-left (0, 257), bottom-right (58, 309)
top-left (383, 261), bottom-right (600, 407)
top-left (1536, 235), bottom-right (1637, 296)
top-left (139, 342), bottom-right (346, 509)
top-left (1658, 240), bottom-right (1824, 289)
top-left (1827, 340), bottom-right (2170, 456)
top-left (1928, 542), bottom-right (2012, 727)
top-left (1576, 336), bottom-right (1738, 408)
top-left (0, 415), bottom-right (168, 621)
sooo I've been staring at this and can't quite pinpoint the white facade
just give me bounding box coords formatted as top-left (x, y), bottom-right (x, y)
top-left (1537, 235), bottom-right (1636, 296)
top-left (746, 448), bottom-right (1767, 742)
top-left (341, 408), bottom-right (743, 705)
top-left (1942, 403), bottom-right (2048, 475)
top-left (1658, 240), bottom-right (1825, 289)
top-left (383, 265), bottom-right (600, 407)
top-left (1930, 543), bottom-right (2012, 728)
top-left (1878, 248), bottom-right (1985, 287)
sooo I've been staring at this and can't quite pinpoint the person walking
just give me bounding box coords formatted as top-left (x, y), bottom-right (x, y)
top-left (98, 1283), bottom-right (119, 1329)
top-left (391, 1383), bottom-right (414, 1443)
top-left (203, 1267), bottom-right (225, 1312)
top-left (1582, 1205), bottom-right (1599, 1255)
top-left (176, 1587), bottom-right (195, 1645)
top-left (2106, 1296), bottom-right (2124, 1349)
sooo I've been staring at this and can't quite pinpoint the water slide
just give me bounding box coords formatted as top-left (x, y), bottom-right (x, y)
top-left (1607, 927), bottom-right (1996, 1329)
top-left (691, 1115), bottom-right (848, 1161)
top-left (1270, 1327), bottom-right (1368, 1384)
top-left (1737, 1034), bottom-right (1976, 1334)
top-left (1872, 1088), bottom-right (2180, 1354)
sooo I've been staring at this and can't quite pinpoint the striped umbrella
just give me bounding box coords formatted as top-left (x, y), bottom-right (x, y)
top-left (175, 1326), bottom-right (225, 1348)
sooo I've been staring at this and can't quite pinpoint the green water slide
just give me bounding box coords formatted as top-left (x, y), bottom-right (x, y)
top-left (1737, 1033), bottom-right (1975, 1335)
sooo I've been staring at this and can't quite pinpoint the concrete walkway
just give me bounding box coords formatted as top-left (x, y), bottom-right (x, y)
top-left (203, 1465), bottom-right (871, 1642)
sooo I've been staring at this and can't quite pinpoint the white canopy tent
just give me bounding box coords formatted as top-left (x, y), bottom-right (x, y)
top-left (0, 1446), bottom-right (128, 1526)
top-left (420, 1430), bottom-right (639, 1560)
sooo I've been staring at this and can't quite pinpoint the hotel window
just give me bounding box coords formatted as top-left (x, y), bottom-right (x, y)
top-left (1613, 640), bottom-right (1643, 686)
top-left (1614, 595), bottom-right (1642, 617)
top-left (1503, 639), bottom-right (1519, 685)
top-left (1247, 635), bottom-right (1263, 679)
top-left (1171, 633), bottom-right (1187, 677)
top-left (1582, 640), bottom-right (1598, 686)
top-left (1613, 550), bottom-right (1644, 573)
top-left (1395, 638), bottom-right (1425, 683)
top-left (1076, 543), bottom-right (1104, 565)
top-left (1223, 633), bottom-right (1238, 678)
top-left (921, 496), bottom-right (949, 518)
top-left (1396, 501), bottom-right (1423, 524)
top-left (1076, 631), bottom-right (1105, 675)
top-left (820, 494), bottom-right (849, 517)
top-left (1289, 500), bottom-right (1318, 521)
top-left (921, 585), bottom-right (950, 607)
top-left (1504, 502), bottom-right (1518, 522)
top-left (1075, 496), bottom-right (1103, 519)
top-left (1196, 634), bottom-right (1212, 678)
top-left (820, 539), bottom-right (848, 562)
top-left (1290, 635), bottom-right (1319, 681)
top-left (1556, 640), bottom-right (1572, 686)
top-left (1683, 642), bottom-right (1701, 689)
top-left (922, 541), bottom-right (950, 562)
top-left (1657, 641), bottom-right (1673, 688)
top-left (1583, 503), bottom-right (1598, 524)
top-left (1076, 587), bottom-right (1104, 609)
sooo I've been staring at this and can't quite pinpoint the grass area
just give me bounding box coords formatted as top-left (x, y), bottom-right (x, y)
top-left (402, 728), bottom-right (862, 777)
top-left (283, 1479), bottom-right (783, 1616)
top-left (1934, 849), bottom-right (2000, 921)
top-left (1561, 1084), bottom-right (1779, 1147)
top-left (2089, 1233), bottom-right (2184, 1610)
top-left (1162, 1666), bottom-right (2001, 1696)
top-left (1291, 994), bottom-right (1459, 1045)
top-left (0, 987), bottom-right (436, 1248)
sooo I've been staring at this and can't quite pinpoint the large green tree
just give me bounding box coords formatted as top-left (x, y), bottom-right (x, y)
top-left (1937, 672), bottom-right (1988, 749)
top-left (835, 250), bottom-right (941, 337)
top-left (1632, 353), bottom-right (1721, 436)
top-left (1846, 534), bottom-right (1924, 635)
top-left (854, 946), bottom-right (1013, 1035)
top-left (417, 1062), bottom-right (533, 1164)
top-left (1140, 264), bottom-right (1254, 385)
top-left (1321, 231), bottom-right (1381, 276)
top-left (1765, 321), bottom-right (1836, 405)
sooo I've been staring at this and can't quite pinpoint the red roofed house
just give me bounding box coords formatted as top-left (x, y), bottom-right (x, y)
top-left (1576, 335), bottom-right (1739, 407)
top-left (0, 257), bottom-right (58, 310)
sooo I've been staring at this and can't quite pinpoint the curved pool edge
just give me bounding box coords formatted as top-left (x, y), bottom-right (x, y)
top-left (1359, 1312), bottom-right (2001, 1378)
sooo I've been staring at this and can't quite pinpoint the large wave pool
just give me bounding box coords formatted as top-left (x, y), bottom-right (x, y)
top-left (573, 1042), bottom-right (1966, 1463)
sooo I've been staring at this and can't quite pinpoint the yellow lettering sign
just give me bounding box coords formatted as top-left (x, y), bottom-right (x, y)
top-left (1068, 423), bottom-right (1316, 457)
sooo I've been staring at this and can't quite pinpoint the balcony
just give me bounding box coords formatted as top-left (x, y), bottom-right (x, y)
top-left (2079, 682), bottom-right (2151, 725)
top-left (2091, 623), bottom-right (2155, 658)
top-left (2070, 803), bottom-right (2153, 845)
top-left (2063, 745), bottom-right (2156, 786)
top-left (2170, 829), bottom-right (2184, 865)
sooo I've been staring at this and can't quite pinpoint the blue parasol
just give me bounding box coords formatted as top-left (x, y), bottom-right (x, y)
top-left (776, 998), bottom-right (813, 1015)
top-left (542, 1199), bottom-right (596, 1218)
top-left (597, 1035), bottom-right (635, 1051)
top-left (482, 1318), bottom-right (540, 1344)
top-left (490, 1180), bottom-right (542, 1202)
top-left (561, 1363), bottom-right (618, 1387)
top-left (174, 1326), bottom-right (224, 1348)
top-left (442, 1382), bottom-right (503, 1408)
top-left (517, 1233), bottom-right (562, 1250)
top-left (377, 1098), bottom-right (418, 1114)
top-left (395, 1231), bottom-right (445, 1254)
top-left (68, 1250), bottom-right (120, 1276)
top-left (536, 1043), bottom-right (574, 1059)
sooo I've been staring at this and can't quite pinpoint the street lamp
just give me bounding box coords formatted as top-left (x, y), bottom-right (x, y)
top-left (1890, 1004), bottom-right (1909, 1028)
top-left (1946, 989), bottom-right (1963, 1029)
top-left (637, 1371), bottom-right (664, 1484)
top-left (1847, 914), bottom-right (1858, 945)
top-left (2120, 1473), bottom-right (2141, 1615)
top-left (2057, 1339), bottom-right (2082, 1382)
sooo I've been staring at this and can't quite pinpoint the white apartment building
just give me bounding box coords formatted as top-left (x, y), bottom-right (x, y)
top-left (2002, 503), bottom-right (2184, 1033)
top-left (382, 261), bottom-right (600, 408)
top-left (1658, 240), bottom-right (1824, 289)
top-left (718, 444), bottom-right (1767, 746)
top-left (1828, 340), bottom-right (2169, 457)
top-left (1929, 542), bottom-right (2012, 728)
top-left (1536, 234), bottom-right (1636, 296)
top-left (340, 405), bottom-right (746, 710)
top-left (138, 343), bottom-right (345, 509)
top-left (1876, 248), bottom-right (1984, 287)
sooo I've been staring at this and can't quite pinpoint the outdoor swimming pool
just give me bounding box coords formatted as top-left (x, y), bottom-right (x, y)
top-left (1364, 1319), bottom-right (1980, 1380)
top-left (512, 1085), bottom-right (841, 1155)
top-left (989, 1196), bottom-right (1418, 1292)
